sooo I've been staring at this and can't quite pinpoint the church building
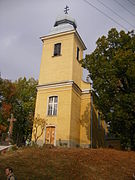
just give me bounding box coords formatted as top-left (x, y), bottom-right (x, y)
top-left (32, 11), bottom-right (106, 148)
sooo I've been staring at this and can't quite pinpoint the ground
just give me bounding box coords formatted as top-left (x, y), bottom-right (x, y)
top-left (0, 146), bottom-right (135, 180)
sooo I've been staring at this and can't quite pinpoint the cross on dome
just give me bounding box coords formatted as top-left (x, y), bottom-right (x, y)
top-left (64, 5), bottom-right (69, 14)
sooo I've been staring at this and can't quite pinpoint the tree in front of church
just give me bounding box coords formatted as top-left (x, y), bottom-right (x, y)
top-left (81, 28), bottom-right (135, 150)
top-left (32, 115), bottom-right (47, 144)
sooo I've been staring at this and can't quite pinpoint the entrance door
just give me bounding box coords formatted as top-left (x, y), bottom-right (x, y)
top-left (45, 126), bottom-right (55, 145)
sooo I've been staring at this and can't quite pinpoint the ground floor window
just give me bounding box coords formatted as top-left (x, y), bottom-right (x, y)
top-left (48, 96), bottom-right (58, 116)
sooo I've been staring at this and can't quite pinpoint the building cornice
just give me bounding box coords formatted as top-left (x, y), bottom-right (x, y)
top-left (82, 89), bottom-right (90, 94)
top-left (40, 30), bottom-right (86, 50)
top-left (40, 30), bottom-right (75, 41)
top-left (37, 80), bottom-right (90, 95)
top-left (37, 80), bottom-right (74, 90)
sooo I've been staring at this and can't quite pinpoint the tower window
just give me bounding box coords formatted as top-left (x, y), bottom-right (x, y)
top-left (48, 96), bottom-right (58, 116)
top-left (54, 43), bottom-right (61, 56)
top-left (77, 47), bottom-right (80, 60)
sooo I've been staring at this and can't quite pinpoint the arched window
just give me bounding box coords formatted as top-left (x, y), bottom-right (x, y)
top-left (48, 96), bottom-right (58, 116)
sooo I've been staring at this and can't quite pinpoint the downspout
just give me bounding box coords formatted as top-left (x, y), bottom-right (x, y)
top-left (90, 85), bottom-right (93, 149)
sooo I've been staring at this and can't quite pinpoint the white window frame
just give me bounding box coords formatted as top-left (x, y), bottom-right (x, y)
top-left (47, 96), bottom-right (58, 116)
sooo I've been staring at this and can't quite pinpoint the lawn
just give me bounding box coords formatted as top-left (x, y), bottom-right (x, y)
top-left (0, 146), bottom-right (135, 180)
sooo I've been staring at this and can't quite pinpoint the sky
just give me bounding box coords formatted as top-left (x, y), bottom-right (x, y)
top-left (0, 0), bottom-right (135, 81)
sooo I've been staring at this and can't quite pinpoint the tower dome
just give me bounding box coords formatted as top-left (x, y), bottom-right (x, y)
top-left (48, 14), bottom-right (77, 36)
top-left (54, 14), bottom-right (77, 29)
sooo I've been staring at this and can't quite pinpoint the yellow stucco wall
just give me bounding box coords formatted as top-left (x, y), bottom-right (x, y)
top-left (81, 80), bottom-right (91, 90)
top-left (72, 34), bottom-right (83, 88)
top-left (34, 85), bottom-right (72, 146)
top-left (70, 88), bottom-right (81, 146)
top-left (39, 32), bottom-right (74, 85)
top-left (80, 93), bottom-right (91, 146)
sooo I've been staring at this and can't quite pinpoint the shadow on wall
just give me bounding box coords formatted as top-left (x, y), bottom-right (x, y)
top-left (80, 103), bottom-right (90, 141)
top-left (80, 103), bottom-right (105, 148)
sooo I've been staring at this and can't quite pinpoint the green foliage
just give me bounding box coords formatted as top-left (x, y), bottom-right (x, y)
top-left (0, 77), bottom-right (38, 146)
top-left (12, 77), bottom-right (38, 146)
top-left (81, 28), bottom-right (135, 150)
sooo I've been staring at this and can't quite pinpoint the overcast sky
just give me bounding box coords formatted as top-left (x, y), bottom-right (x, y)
top-left (0, 0), bottom-right (135, 81)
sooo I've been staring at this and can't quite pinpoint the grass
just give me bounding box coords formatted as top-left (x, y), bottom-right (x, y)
top-left (0, 146), bottom-right (135, 180)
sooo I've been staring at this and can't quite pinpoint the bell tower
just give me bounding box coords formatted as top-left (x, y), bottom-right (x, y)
top-left (33, 10), bottom-right (94, 147)
top-left (38, 13), bottom-right (86, 88)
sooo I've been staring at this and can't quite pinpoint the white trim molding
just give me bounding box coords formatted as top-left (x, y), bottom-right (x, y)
top-left (37, 80), bottom-right (90, 95)
top-left (37, 80), bottom-right (74, 90)
top-left (82, 89), bottom-right (90, 94)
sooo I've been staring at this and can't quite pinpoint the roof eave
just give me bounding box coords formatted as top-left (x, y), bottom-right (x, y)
top-left (40, 30), bottom-right (75, 42)
top-left (75, 30), bottom-right (87, 50)
top-left (40, 30), bottom-right (87, 51)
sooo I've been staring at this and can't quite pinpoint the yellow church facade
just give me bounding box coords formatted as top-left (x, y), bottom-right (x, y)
top-left (32, 14), bottom-right (106, 148)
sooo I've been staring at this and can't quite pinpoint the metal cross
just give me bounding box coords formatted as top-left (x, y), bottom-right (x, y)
top-left (64, 5), bottom-right (69, 14)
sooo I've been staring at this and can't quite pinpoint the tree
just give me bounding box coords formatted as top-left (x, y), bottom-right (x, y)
top-left (12, 77), bottom-right (38, 146)
top-left (0, 78), bottom-right (17, 141)
top-left (32, 115), bottom-right (47, 143)
top-left (0, 77), bottom-right (38, 146)
top-left (81, 28), bottom-right (135, 150)
top-left (0, 78), bottom-right (16, 126)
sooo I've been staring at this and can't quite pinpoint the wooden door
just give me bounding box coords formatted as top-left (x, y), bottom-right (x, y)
top-left (45, 126), bottom-right (55, 145)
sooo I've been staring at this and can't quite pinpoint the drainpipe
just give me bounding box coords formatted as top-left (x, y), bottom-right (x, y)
top-left (90, 87), bottom-right (93, 149)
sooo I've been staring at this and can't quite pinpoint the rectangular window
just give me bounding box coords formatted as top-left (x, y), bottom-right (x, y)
top-left (77, 47), bottom-right (80, 60)
top-left (54, 43), bottom-right (61, 56)
top-left (48, 96), bottom-right (58, 116)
